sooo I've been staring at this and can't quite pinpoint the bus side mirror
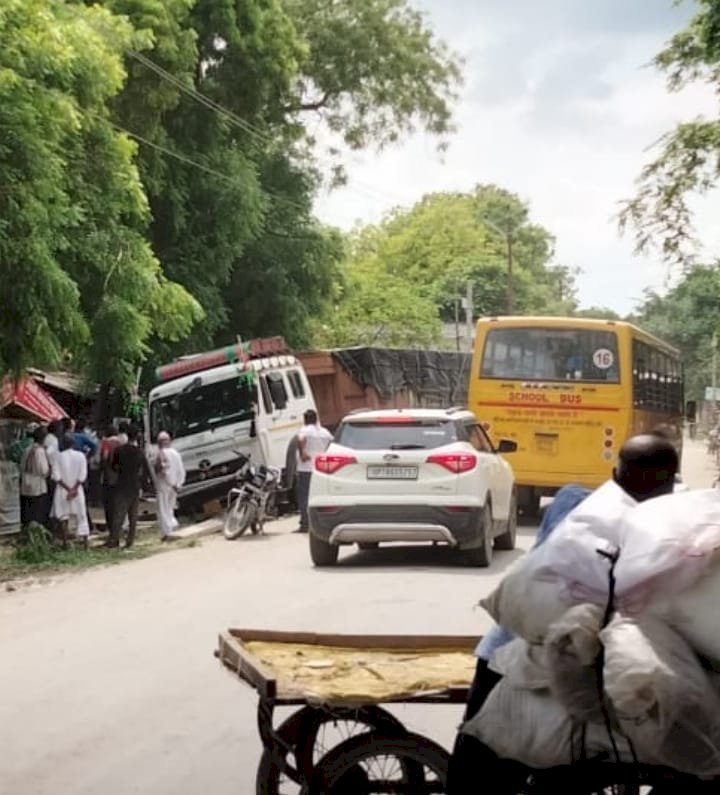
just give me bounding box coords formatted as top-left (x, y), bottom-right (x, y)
top-left (249, 418), bottom-right (257, 439)
top-left (686, 400), bottom-right (697, 422)
top-left (497, 439), bottom-right (517, 454)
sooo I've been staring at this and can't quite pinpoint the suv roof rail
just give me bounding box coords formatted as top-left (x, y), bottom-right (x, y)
top-left (346, 407), bottom-right (373, 416)
top-left (446, 406), bottom-right (466, 414)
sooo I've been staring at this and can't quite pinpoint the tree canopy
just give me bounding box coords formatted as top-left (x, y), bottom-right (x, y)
top-left (0, 0), bottom-right (201, 383)
top-left (314, 186), bottom-right (579, 348)
top-left (620, 0), bottom-right (720, 264)
top-left (633, 265), bottom-right (720, 401)
top-left (1, 0), bottom-right (462, 389)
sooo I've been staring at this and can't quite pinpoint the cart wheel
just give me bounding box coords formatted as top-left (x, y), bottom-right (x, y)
top-left (307, 730), bottom-right (449, 794)
top-left (255, 705), bottom-right (404, 795)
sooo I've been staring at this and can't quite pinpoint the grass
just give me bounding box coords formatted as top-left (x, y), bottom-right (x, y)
top-left (0, 522), bottom-right (201, 584)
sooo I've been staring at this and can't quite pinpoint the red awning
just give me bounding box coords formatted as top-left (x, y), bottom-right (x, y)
top-left (1, 377), bottom-right (68, 423)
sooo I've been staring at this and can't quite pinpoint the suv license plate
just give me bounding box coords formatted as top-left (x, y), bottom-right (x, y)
top-left (367, 465), bottom-right (419, 480)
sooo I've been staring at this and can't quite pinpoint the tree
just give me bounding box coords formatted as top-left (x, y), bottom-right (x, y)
top-left (0, 0), bottom-right (200, 383)
top-left (283, 0), bottom-right (462, 152)
top-left (620, 0), bottom-right (720, 264)
top-left (573, 307), bottom-right (622, 321)
top-left (97, 0), bottom-right (461, 361)
top-left (315, 186), bottom-right (575, 348)
top-left (634, 266), bottom-right (720, 400)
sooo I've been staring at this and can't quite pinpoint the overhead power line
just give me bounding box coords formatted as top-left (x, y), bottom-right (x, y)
top-left (129, 50), bottom-right (275, 147)
top-left (129, 50), bottom-right (409, 210)
top-left (103, 117), bottom-right (311, 215)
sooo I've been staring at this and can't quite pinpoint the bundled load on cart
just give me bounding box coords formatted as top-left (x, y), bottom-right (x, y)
top-left (464, 484), bottom-right (720, 781)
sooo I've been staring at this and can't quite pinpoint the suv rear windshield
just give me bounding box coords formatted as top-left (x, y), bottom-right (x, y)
top-left (336, 419), bottom-right (458, 450)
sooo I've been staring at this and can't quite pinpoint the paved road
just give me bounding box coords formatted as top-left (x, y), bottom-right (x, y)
top-left (0, 439), bottom-right (714, 795)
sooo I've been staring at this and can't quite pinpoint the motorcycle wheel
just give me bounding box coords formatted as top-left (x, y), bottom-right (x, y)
top-left (223, 497), bottom-right (255, 539)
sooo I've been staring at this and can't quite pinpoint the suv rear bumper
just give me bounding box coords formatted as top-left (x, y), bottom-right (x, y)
top-left (309, 504), bottom-right (482, 547)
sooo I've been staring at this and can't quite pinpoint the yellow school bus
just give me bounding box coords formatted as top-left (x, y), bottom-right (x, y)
top-left (469, 316), bottom-right (684, 514)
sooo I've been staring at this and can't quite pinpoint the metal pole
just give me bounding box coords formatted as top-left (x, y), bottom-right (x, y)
top-left (713, 333), bottom-right (718, 421)
top-left (506, 235), bottom-right (514, 315)
top-left (465, 281), bottom-right (474, 352)
top-left (454, 297), bottom-right (460, 353)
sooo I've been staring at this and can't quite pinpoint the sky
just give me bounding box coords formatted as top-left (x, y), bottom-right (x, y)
top-left (313, 0), bottom-right (717, 315)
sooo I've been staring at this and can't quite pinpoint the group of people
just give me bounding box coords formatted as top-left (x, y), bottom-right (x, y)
top-left (11, 417), bottom-right (185, 549)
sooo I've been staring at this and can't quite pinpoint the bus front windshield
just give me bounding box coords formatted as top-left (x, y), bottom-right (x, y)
top-left (481, 327), bottom-right (620, 383)
top-left (149, 377), bottom-right (255, 441)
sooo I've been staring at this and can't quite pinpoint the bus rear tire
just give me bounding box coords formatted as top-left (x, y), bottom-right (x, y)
top-left (518, 487), bottom-right (540, 519)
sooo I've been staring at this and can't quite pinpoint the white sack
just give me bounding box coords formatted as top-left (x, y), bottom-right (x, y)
top-left (489, 638), bottom-right (550, 690)
top-left (601, 614), bottom-right (720, 777)
top-left (462, 678), bottom-right (632, 769)
top-left (481, 486), bottom-right (720, 645)
top-left (653, 563), bottom-right (720, 665)
top-left (545, 604), bottom-right (604, 722)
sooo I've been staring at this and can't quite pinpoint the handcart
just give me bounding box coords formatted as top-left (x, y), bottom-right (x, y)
top-left (216, 629), bottom-right (717, 794)
top-left (217, 629), bottom-right (476, 793)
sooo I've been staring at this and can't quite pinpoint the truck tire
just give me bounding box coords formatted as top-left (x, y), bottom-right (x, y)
top-left (310, 533), bottom-right (339, 566)
top-left (494, 490), bottom-right (518, 551)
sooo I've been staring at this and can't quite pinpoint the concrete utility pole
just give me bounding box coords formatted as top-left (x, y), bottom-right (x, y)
top-left (465, 281), bottom-right (474, 352)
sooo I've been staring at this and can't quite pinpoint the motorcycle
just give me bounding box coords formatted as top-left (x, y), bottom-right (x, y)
top-left (223, 452), bottom-right (281, 539)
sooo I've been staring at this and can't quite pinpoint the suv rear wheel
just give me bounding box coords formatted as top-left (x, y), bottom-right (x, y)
top-left (463, 502), bottom-right (493, 567)
top-left (494, 490), bottom-right (517, 551)
top-left (310, 533), bottom-right (339, 566)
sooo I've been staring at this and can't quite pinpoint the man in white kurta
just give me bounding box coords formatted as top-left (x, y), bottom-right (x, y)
top-left (51, 435), bottom-right (89, 544)
top-left (154, 432), bottom-right (185, 540)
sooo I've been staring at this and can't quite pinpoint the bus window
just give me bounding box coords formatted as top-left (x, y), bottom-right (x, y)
top-left (481, 327), bottom-right (620, 383)
top-left (633, 340), bottom-right (682, 412)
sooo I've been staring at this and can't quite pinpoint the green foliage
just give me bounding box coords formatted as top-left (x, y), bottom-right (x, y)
top-left (284, 0), bottom-right (462, 151)
top-left (573, 306), bottom-right (622, 321)
top-left (13, 524), bottom-right (55, 565)
top-left (0, 0), bottom-right (200, 385)
top-left (621, 0), bottom-right (720, 263)
top-left (315, 187), bottom-right (577, 347)
top-left (634, 265), bottom-right (720, 400)
top-left (2, 0), bottom-right (463, 388)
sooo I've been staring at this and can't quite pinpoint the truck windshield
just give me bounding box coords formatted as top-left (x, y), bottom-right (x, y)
top-left (149, 377), bottom-right (255, 441)
top-left (481, 327), bottom-right (620, 383)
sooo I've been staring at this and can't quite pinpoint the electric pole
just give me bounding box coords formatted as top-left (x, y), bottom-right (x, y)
top-left (465, 281), bottom-right (474, 352)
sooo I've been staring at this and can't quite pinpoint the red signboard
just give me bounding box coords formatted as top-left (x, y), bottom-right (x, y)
top-left (0, 377), bottom-right (67, 422)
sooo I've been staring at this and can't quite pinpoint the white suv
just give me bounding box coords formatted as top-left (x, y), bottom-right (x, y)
top-left (308, 408), bottom-right (518, 567)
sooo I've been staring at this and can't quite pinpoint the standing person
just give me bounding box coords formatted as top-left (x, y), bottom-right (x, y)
top-left (100, 425), bottom-right (122, 534)
top-left (44, 420), bottom-right (62, 531)
top-left (44, 421), bottom-right (61, 468)
top-left (117, 421), bottom-right (130, 446)
top-left (108, 426), bottom-right (149, 549)
top-left (19, 427), bottom-right (50, 527)
top-left (51, 433), bottom-right (90, 549)
top-left (67, 418), bottom-right (97, 534)
top-left (9, 423), bottom-right (36, 465)
top-left (154, 431), bottom-right (185, 541)
top-left (295, 410), bottom-right (333, 533)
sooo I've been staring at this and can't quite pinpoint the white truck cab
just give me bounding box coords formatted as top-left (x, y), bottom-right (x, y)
top-left (146, 339), bottom-right (316, 508)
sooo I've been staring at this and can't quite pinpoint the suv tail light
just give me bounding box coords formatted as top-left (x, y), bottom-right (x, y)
top-left (315, 454), bottom-right (357, 475)
top-left (426, 453), bottom-right (477, 473)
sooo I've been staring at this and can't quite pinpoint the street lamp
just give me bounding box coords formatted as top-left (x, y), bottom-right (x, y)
top-left (482, 216), bottom-right (516, 315)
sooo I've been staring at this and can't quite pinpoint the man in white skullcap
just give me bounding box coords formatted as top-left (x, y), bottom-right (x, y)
top-left (153, 431), bottom-right (185, 541)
